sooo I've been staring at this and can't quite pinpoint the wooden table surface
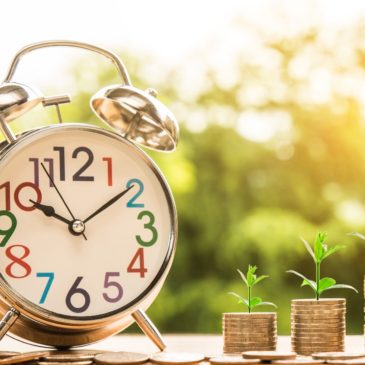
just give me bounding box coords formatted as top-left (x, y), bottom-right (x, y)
top-left (0, 335), bottom-right (363, 354)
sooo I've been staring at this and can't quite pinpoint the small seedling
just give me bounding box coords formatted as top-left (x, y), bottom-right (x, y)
top-left (287, 232), bottom-right (358, 300)
top-left (228, 265), bottom-right (277, 313)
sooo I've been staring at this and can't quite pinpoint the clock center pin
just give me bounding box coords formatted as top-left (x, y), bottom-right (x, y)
top-left (70, 219), bottom-right (85, 234)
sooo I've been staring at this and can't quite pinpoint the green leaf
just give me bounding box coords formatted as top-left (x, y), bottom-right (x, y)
top-left (228, 292), bottom-right (250, 307)
top-left (247, 265), bottom-right (257, 287)
top-left (237, 269), bottom-right (248, 287)
top-left (321, 245), bottom-right (344, 261)
top-left (314, 232), bottom-right (327, 263)
top-left (252, 274), bottom-right (269, 287)
top-left (249, 297), bottom-right (262, 308)
top-left (255, 301), bottom-right (277, 309)
top-left (318, 277), bottom-right (336, 295)
top-left (300, 237), bottom-right (315, 262)
top-left (324, 284), bottom-right (359, 294)
top-left (287, 270), bottom-right (317, 292)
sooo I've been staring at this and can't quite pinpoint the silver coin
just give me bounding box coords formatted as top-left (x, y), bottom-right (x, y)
top-left (94, 352), bottom-right (149, 365)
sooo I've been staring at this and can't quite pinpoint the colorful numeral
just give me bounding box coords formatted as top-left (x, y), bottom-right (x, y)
top-left (0, 181), bottom-right (42, 211)
top-left (126, 179), bottom-right (144, 208)
top-left (136, 211), bottom-right (158, 247)
top-left (127, 248), bottom-right (147, 278)
top-left (37, 272), bottom-right (54, 304)
top-left (0, 210), bottom-right (17, 247)
top-left (5, 244), bottom-right (31, 278)
top-left (103, 272), bottom-right (123, 303)
top-left (65, 276), bottom-right (91, 313)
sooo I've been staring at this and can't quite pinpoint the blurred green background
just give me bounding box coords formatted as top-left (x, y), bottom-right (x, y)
top-left (4, 1), bottom-right (365, 335)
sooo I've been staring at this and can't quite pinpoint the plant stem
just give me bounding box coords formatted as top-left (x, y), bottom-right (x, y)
top-left (248, 286), bottom-right (251, 313)
top-left (316, 261), bottom-right (320, 300)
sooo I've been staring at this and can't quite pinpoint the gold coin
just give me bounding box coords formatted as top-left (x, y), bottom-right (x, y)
top-left (0, 352), bottom-right (50, 365)
top-left (149, 352), bottom-right (205, 365)
top-left (291, 299), bottom-right (345, 305)
top-left (272, 358), bottom-right (325, 365)
top-left (94, 352), bottom-right (149, 365)
top-left (42, 353), bottom-right (96, 362)
top-left (312, 353), bottom-right (365, 360)
top-left (224, 313), bottom-right (276, 318)
top-left (47, 351), bottom-right (106, 357)
top-left (242, 351), bottom-right (296, 360)
top-left (210, 356), bottom-right (260, 364)
top-left (224, 332), bottom-right (276, 337)
top-left (0, 354), bottom-right (19, 360)
top-left (326, 360), bottom-right (365, 365)
top-left (291, 317), bottom-right (344, 323)
top-left (37, 360), bottom-right (93, 365)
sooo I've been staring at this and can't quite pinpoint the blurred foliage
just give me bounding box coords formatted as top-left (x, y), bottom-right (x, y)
top-left (10, 20), bottom-right (365, 335)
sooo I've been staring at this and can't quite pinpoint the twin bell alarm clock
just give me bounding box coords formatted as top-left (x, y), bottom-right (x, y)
top-left (0, 41), bottom-right (178, 349)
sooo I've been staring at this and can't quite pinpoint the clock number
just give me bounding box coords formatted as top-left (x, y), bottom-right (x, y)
top-left (0, 211), bottom-right (17, 247)
top-left (53, 146), bottom-right (66, 181)
top-left (29, 158), bottom-right (54, 187)
top-left (102, 157), bottom-right (113, 186)
top-left (136, 211), bottom-right (158, 247)
top-left (0, 181), bottom-right (42, 211)
top-left (127, 248), bottom-right (147, 278)
top-left (37, 272), bottom-right (54, 304)
top-left (5, 244), bottom-right (31, 278)
top-left (66, 276), bottom-right (91, 313)
top-left (103, 272), bottom-right (123, 303)
top-left (72, 147), bottom-right (94, 181)
top-left (126, 179), bottom-right (144, 208)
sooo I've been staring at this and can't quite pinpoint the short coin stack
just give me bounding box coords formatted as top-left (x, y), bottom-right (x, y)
top-left (291, 298), bottom-right (346, 355)
top-left (223, 313), bottom-right (277, 353)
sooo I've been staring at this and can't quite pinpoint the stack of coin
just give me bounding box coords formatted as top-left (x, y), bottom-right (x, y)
top-left (222, 312), bottom-right (277, 353)
top-left (291, 299), bottom-right (346, 355)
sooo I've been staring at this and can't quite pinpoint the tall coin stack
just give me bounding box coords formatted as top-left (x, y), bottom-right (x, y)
top-left (291, 298), bottom-right (346, 355)
top-left (222, 312), bottom-right (277, 354)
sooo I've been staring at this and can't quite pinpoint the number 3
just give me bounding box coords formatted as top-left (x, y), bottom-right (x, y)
top-left (136, 211), bottom-right (158, 247)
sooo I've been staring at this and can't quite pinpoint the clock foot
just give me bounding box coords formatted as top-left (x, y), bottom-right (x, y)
top-left (0, 308), bottom-right (19, 340)
top-left (132, 309), bottom-right (166, 351)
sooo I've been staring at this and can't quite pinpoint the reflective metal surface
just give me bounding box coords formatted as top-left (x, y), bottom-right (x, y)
top-left (0, 82), bottom-right (43, 122)
top-left (91, 85), bottom-right (179, 151)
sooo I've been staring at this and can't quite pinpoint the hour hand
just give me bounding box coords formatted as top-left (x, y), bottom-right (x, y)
top-left (30, 199), bottom-right (71, 225)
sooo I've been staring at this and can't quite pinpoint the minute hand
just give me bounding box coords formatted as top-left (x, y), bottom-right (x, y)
top-left (83, 185), bottom-right (134, 224)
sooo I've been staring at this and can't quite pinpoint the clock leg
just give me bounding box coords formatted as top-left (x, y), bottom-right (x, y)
top-left (132, 309), bottom-right (166, 351)
top-left (0, 308), bottom-right (19, 340)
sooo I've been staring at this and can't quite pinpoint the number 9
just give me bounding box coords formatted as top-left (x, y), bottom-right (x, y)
top-left (0, 210), bottom-right (17, 247)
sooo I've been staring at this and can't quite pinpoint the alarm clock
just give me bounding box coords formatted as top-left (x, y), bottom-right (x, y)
top-left (0, 41), bottom-right (178, 349)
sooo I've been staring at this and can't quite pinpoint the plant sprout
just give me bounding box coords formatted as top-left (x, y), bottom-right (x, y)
top-left (287, 232), bottom-right (358, 300)
top-left (228, 265), bottom-right (277, 313)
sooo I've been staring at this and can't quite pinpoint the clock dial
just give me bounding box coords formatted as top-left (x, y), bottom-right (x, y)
top-left (0, 125), bottom-right (175, 319)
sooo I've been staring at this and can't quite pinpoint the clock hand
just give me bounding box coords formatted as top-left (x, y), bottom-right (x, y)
top-left (30, 199), bottom-right (72, 225)
top-left (40, 162), bottom-right (87, 240)
top-left (84, 185), bottom-right (134, 224)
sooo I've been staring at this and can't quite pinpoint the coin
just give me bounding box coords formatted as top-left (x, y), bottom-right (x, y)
top-left (150, 352), bottom-right (205, 365)
top-left (210, 356), bottom-right (261, 364)
top-left (37, 360), bottom-right (93, 365)
top-left (242, 352), bottom-right (296, 360)
top-left (94, 352), bottom-right (149, 365)
top-left (42, 353), bottom-right (96, 361)
top-left (47, 350), bottom-right (106, 357)
top-left (0, 352), bottom-right (50, 365)
top-left (291, 299), bottom-right (345, 305)
top-left (312, 353), bottom-right (365, 360)
top-left (224, 313), bottom-right (276, 318)
top-left (0, 354), bottom-right (19, 360)
top-left (272, 358), bottom-right (325, 365)
top-left (326, 361), bottom-right (365, 365)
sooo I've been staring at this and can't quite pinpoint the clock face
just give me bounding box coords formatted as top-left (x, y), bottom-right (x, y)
top-left (0, 125), bottom-right (176, 319)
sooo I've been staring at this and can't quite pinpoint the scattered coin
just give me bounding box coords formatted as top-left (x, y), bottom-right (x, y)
top-left (42, 353), bottom-right (96, 362)
top-left (0, 351), bottom-right (50, 365)
top-left (326, 361), bottom-right (365, 365)
top-left (150, 352), bottom-right (205, 365)
top-left (37, 360), bottom-right (93, 365)
top-left (242, 351), bottom-right (296, 361)
top-left (312, 353), bottom-right (365, 361)
top-left (0, 353), bottom-right (19, 360)
top-left (94, 352), bottom-right (149, 365)
top-left (210, 356), bottom-right (261, 364)
top-left (272, 358), bottom-right (325, 365)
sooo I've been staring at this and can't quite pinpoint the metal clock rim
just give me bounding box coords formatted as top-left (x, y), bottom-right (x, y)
top-left (0, 123), bottom-right (177, 327)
